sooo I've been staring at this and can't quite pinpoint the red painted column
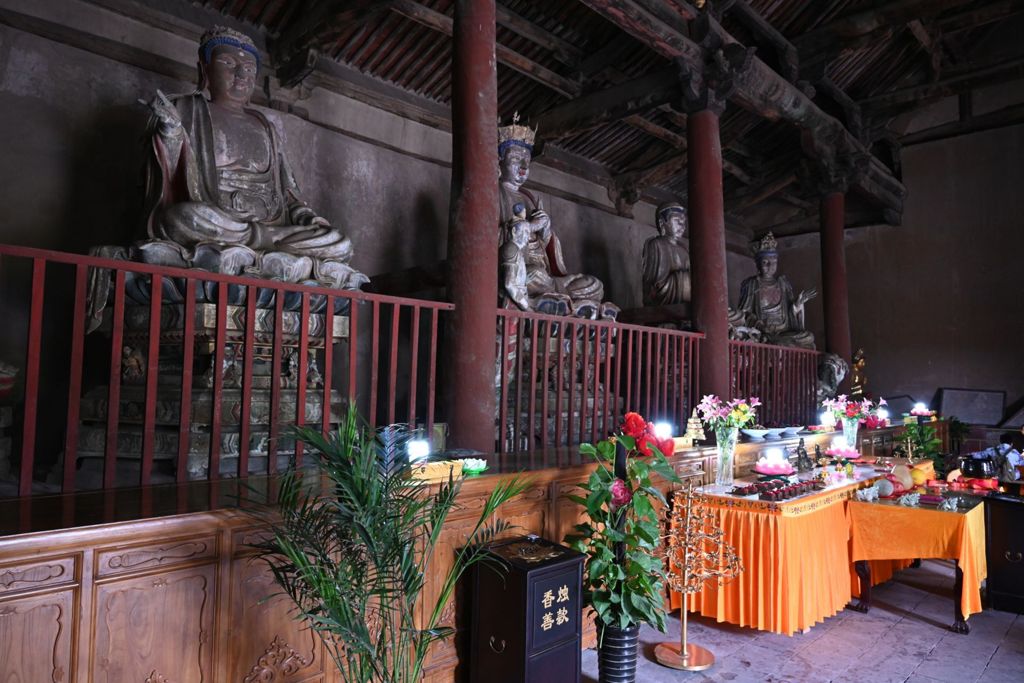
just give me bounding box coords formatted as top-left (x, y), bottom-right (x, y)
top-left (687, 109), bottom-right (731, 400)
top-left (445, 0), bottom-right (498, 452)
top-left (820, 190), bottom-right (852, 369)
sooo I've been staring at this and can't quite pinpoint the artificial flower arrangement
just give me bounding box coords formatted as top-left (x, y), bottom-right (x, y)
top-left (821, 395), bottom-right (886, 423)
top-left (565, 412), bottom-right (680, 634)
top-left (695, 394), bottom-right (762, 430)
top-left (695, 395), bottom-right (761, 486)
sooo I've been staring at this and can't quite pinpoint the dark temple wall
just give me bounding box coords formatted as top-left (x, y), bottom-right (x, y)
top-left (781, 123), bottom-right (1024, 419)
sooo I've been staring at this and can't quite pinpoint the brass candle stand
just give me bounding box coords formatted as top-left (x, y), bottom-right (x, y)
top-left (655, 481), bottom-right (743, 672)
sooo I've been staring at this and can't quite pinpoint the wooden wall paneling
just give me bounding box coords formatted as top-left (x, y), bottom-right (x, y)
top-left (0, 586), bottom-right (76, 682)
top-left (90, 562), bottom-right (217, 683)
top-left (420, 515), bottom-right (478, 681)
top-left (95, 534), bottom-right (218, 578)
top-left (223, 526), bottom-right (327, 683)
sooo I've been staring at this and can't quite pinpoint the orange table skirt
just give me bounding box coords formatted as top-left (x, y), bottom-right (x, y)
top-left (671, 485), bottom-right (861, 636)
top-left (849, 501), bottom-right (987, 619)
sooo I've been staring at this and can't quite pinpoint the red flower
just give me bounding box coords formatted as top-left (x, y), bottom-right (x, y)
top-left (621, 412), bottom-right (647, 439)
top-left (636, 436), bottom-right (654, 457)
top-left (657, 437), bottom-right (675, 458)
top-left (610, 478), bottom-right (632, 508)
top-left (845, 405), bottom-right (860, 418)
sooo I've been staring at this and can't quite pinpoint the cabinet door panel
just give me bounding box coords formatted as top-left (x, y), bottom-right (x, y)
top-left (0, 589), bottom-right (75, 682)
top-left (91, 564), bottom-right (216, 683)
top-left (225, 555), bottom-right (324, 682)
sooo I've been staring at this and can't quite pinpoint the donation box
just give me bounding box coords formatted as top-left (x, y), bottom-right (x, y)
top-left (469, 535), bottom-right (584, 683)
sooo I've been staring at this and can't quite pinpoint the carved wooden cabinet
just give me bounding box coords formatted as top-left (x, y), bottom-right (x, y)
top-left (0, 511), bottom-right (334, 683)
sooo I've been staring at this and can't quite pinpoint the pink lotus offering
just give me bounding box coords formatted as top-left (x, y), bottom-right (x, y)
top-left (826, 446), bottom-right (859, 460)
top-left (753, 451), bottom-right (795, 476)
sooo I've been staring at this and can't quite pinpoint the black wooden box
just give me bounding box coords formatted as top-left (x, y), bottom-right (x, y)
top-left (985, 494), bottom-right (1024, 614)
top-left (469, 535), bottom-right (585, 683)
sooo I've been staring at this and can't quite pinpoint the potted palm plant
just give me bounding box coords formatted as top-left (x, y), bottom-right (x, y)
top-left (253, 407), bottom-right (529, 683)
top-left (565, 412), bottom-right (680, 683)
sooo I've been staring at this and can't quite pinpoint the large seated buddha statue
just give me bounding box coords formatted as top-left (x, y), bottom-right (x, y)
top-left (730, 232), bottom-right (816, 349)
top-left (497, 117), bottom-right (618, 320)
top-left (641, 202), bottom-right (691, 308)
top-left (133, 26), bottom-right (366, 290)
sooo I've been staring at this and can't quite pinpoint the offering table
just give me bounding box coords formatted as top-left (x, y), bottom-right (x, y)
top-left (672, 467), bottom-right (879, 636)
top-left (848, 497), bottom-right (987, 634)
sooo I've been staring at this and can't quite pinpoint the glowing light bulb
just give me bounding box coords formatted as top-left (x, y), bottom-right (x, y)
top-left (820, 412), bottom-right (837, 428)
top-left (653, 421), bottom-right (673, 439)
top-left (913, 402), bottom-right (928, 413)
top-left (407, 439), bottom-right (431, 461)
top-left (877, 408), bottom-right (890, 421)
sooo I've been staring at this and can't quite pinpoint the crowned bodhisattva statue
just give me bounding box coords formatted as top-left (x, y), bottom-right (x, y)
top-left (642, 202), bottom-right (691, 308)
top-left (132, 26), bottom-right (366, 290)
top-left (497, 116), bottom-right (618, 320)
top-left (729, 232), bottom-right (816, 349)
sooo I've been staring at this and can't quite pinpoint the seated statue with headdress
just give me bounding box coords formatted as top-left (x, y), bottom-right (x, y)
top-left (731, 232), bottom-right (816, 349)
top-left (497, 116), bottom-right (618, 320)
top-left (134, 26), bottom-right (366, 290)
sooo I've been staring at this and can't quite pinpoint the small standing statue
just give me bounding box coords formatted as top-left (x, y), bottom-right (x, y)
top-left (850, 348), bottom-right (867, 398)
top-left (795, 437), bottom-right (814, 473)
top-left (658, 482), bottom-right (743, 671)
top-left (497, 114), bottom-right (619, 320)
top-left (730, 232), bottom-right (816, 349)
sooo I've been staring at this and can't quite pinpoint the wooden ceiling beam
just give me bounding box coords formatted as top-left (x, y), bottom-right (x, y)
top-left (533, 67), bottom-right (679, 139)
top-left (726, 0), bottom-right (799, 81)
top-left (495, 2), bottom-right (585, 66)
top-left (764, 208), bottom-right (901, 237)
top-left (623, 114), bottom-right (687, 148)
top-left (274, 0), bottom-right (395, 59)
top-left (578, 1), bottom-right (905, 212)
top-left (862, 53), bottom-right (1024, 110)
top-left (936, 0), bottom-right (1024, 35)
top-left (390, 0), bottom-right (582, 98)
top-left (901, 101), bottom-right (1024, 146)
top-left (795, 0), bottom-right (963, 51)
top-left (907, 19), bottom-right (943, 80)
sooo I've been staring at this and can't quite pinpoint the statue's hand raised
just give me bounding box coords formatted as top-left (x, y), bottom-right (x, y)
top-left (529, 209), bottom-right (551, 239)
top-left (796, 288), bottom-right (818, 307)
top-left (140, 89), bottom-right (181, 134)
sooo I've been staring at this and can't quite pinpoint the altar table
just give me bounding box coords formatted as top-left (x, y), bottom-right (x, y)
top-left (672, 470), bottom-right (876, 636)
top-left (848, 498), bottom-right (987, 633)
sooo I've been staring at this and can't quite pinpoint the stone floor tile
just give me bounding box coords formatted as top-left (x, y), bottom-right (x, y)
top-left (911, 645), bottom-right (988, 683)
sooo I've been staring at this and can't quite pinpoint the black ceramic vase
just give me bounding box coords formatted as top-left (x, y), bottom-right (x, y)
top-left (598, 622), bottom-right (640, 683)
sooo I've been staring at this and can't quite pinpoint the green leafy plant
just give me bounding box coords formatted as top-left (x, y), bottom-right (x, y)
top-left (904, 422), bottom-right (944, 471)
top-left (253, 407), bottom-right (529, 683)
top-left (565, 412), bottom-right (680, 633)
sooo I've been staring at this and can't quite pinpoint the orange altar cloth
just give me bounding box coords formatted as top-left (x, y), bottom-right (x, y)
top-left (849, 500), bottom-right (987, 619)
top-left (672, 475), bottom-right (875, 636)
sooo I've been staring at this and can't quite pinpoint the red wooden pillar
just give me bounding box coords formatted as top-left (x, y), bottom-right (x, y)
top-left (445, 0), bottom-right (498, 452)
top-left (820, 190), bottom-right (852, 371)
top-left (688, 108), bottom-right (731, 400)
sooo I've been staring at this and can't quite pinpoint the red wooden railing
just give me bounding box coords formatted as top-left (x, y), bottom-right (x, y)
top-left (496, 308), bottom-right (702, 454)
top-left (728, 339), bottom-right (821, 427)
top-left (0, 245), bottom-right (451, 497)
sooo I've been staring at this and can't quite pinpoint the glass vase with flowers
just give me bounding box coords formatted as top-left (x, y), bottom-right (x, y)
top-left (696, 395), bottom-right (762, 488)
top-left (821, 395), bottom-right (887, 452)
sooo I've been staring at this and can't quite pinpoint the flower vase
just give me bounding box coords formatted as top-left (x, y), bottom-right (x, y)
top-left (598, 622), bottom-right (640, 683)
top-left (714, 426), bottom-right (739, 488)
top-left (842, 417), bottom-right (860, 451)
